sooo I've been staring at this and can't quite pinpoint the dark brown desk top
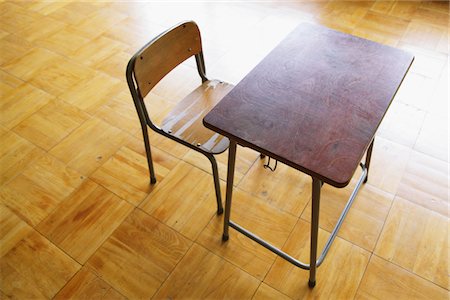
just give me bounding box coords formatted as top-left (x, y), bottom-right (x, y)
top-left (204, 23), bottom-right (413, 187)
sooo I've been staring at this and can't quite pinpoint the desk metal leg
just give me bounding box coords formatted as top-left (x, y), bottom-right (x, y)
top-left (364, 138), bottom-right (374, 183)
top-left (222, 140), bottom-right (237, 241)
top-left (309, 177), bottom-right (322, 287)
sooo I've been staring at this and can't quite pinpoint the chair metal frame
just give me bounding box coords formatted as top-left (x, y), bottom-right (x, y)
top-left (126, 21), bottom-right (227, 215)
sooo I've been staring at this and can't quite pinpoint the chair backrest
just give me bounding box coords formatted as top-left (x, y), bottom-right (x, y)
top-left (127, 21), bottom-right (203, 99)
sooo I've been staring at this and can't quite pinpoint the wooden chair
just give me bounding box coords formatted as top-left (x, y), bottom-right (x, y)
top-left (126, 21), bottom-right (233, 214)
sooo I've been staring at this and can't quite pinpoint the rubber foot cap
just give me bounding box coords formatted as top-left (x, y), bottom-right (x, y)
top-left (150, 177), bottom-right (157, 184)
top-left (260, 154), bottom-right (266, 159)
top-left (222, 234), bottom-right (229, 242)
top-left (308, 280), bottom-right (316, 288)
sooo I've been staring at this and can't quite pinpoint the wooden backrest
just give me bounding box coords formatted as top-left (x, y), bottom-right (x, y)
top-left (131, 21), bottom-right (202, 98)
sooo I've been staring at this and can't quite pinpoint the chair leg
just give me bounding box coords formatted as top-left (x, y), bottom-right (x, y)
top-left (141, 125), bottom-right (157, 184)
top-left (207, 154), bottom-right (224, 215)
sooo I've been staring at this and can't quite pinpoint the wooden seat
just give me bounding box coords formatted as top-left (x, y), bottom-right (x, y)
top-left (161, 79), bottom-right (233, 154)
top-left (126, 21), bottom-right (232, 215)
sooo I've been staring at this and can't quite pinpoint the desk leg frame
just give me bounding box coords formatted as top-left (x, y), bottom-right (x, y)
top-left (222, 140), bottom-right (371, 287)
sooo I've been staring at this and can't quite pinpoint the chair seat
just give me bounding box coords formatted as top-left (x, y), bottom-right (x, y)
top-left (161, 79), bottom-right (234, 154)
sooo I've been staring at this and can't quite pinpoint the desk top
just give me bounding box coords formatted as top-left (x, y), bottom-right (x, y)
top-left (204, 23), bottom-right (413, 187)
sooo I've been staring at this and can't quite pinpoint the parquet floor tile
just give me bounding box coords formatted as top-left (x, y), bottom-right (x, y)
top-left (86, 209), bottom-right (191, 299)
top-left (374, 197), bottom-right (449, 289)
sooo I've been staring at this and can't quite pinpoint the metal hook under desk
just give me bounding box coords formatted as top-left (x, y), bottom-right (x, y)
top-left (263, 156), bottom-right (278, 171)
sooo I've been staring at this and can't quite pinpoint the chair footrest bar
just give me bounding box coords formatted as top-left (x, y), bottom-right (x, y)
top-left (227, 163), bottom-right (368, 270)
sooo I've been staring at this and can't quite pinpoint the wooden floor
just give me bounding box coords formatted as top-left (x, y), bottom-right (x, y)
top-left (0, 0), bottom-right (448, 299)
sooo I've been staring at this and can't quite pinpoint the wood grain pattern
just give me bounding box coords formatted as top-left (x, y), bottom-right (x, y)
top-left (133, 21), bottom-right (202, 98)
top-left (204, 23), bottom-right (414, 187)
top-left (13, 100), bottom-right (90, 150)
top-left (0, 154), bottom-right (84, 226)
top-left (397, 151), bottom-right (449, 216)
top-left (49, 117), bottom-right (128, 175)
top-left (86, 209), bottom-right (191, 299)
top-left (197, 189), bottom-right (297, 280)
top-left (139, 161), bottom-right (221, 240)
top-left (356, 255), bottom-right (448, 300)
top-left (252, 283), bottom-right (291, 300)
top-left (238, 159), bottom-right (312, 216)
top-left (54, 268), bottom-right (125, 300)
top-left (0, 82), bottom-right (53, 129)
top-left (37, 179), bottom-right (133, 263)
top-left (154, 243), bottom-right (260, 299)
top-left (374, 197), bottom-right (449, 289)
top-left (0, 204), bottom-right (33, 257)
top-left (264, 219), bottom-right (370, 299)
top-left (161, 80), bottom-right (233, 153)
top-left (301, 183), bottom-right (393, 251)
top-left (0, 130), bottom-right (44, 185)
top-left (91, 138), bottom-right (179, 206)
top-left (0, 231), bottom-right (80, 299)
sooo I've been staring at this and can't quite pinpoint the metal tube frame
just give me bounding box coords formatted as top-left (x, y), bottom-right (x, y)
top-left (222, 139), bottom-right (373, 287)
top-left (126, 44), bottom-right (225, 215)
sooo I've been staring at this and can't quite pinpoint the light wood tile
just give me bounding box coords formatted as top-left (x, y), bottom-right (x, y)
top-left (238, 159), bottom-right (311, 217)
top-left (301, 183), bottom-right (393, 251)
top-left (37, 179), bottom-right (133, 263)
top-left (49, 117), bottom-right (128, 175)
top-left (29, 57), bottom-right (96, 97)
top-left (91, 137), bottom-right (179, 206)
top-left (54, 268), bottom-right (125, 300)
top-left (388, 1), bottom-right (421, 19)
top-left (0, 69), bottom-right (23, 88)
top-left (74, 7), bottom-right (128, 39)
top-left (21, 1), bottom-right (69, 16)
top-left (412, 7), bottom-right (449, 27)
top-left (264, 219), bottom-right (371, 299)
top-left (0, 82), bottom-right (53, 129)
top-left (13, 100), bottom-right (90, 151)
top-left (397, 151), bottom-right (449, 216)
top-left (374, 197), bottom-right (449, 289)
top-left (16, 17), bottom-right (65, 42)
top-left (154, 243), bottom-right (260, 299)
top-left (0, 130), bottom-right (44, 185)
top-left (182, 145), bottom-right (259, 185)
top-left (47, 3), bottom-right (95, 25)
top-left (377, 101), bottom-right (426, 148)
top-left (414, 113), bottom-right (449, 162)
top-left (2, 47), bottom-right (59, 80)
top-left (35, 25), bottom-right (90, 57)
top-left (0, 204), bottom-right (33, 257)
top-left (367, 137), bottom-right (411, 195)
top-left (428, 63), bottom-right (449, 117)
top-left (395, 72), bottom-right (438, 111)
top-left (0, 4), bottom-right (42, 33)
top-left (0, 231), bottom-right (80, 299)
top-left (59, 71), bottom-right (122, 113)
top-left (401, 21), bottom-right (447, 51)
top-left (319, 1), bottom-right (371, 33)
top-left (353, 11), bottom-right (409, 45)
top-left (140, 161), bottom-right (220, 240)
top-left (70, 35), bottom-right (128, 67)
top-left (397, 43), bottom-right (447, 79)
top-left (94, 50), bottom-right (130, 79)
top-left (0, 34), bottom-right (34, 67)
top-left (87, 209), bottom-right (191, 299)
top-left (197, 189), bottom-right (297, 280)
top-left (0, 154), bottom-right (84, 226)
top-left (252, 283), bottom-right (292, 300)
top-left (356, 255), bottom-right (448, 300)
top-left (94, 91), bottom-right (141, 135)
